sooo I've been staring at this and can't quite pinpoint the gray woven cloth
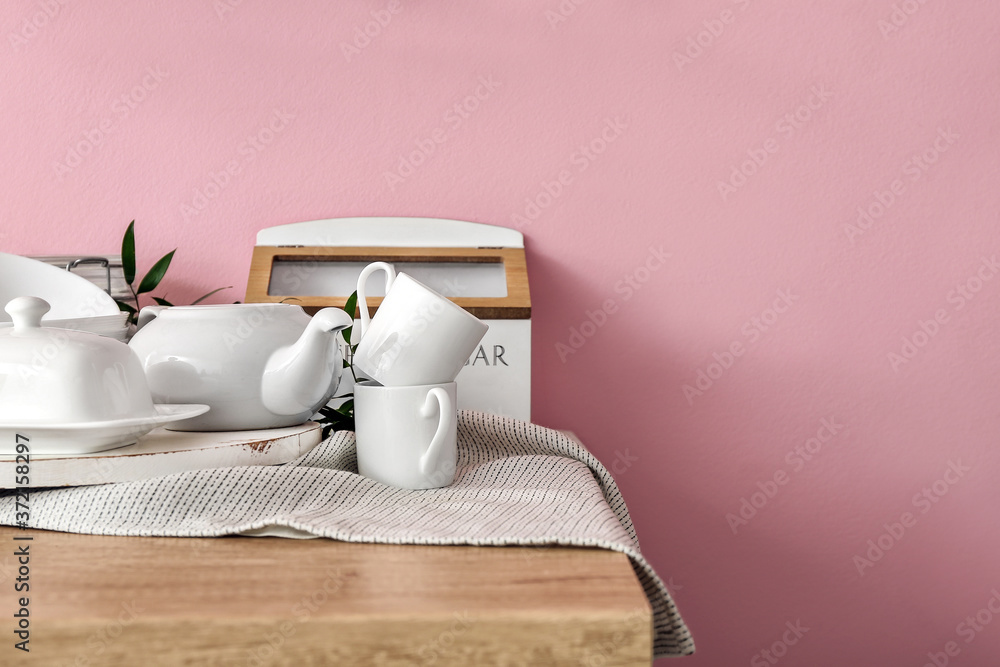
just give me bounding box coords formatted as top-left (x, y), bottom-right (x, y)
top-left (0, 411), bottom-right (694, 658)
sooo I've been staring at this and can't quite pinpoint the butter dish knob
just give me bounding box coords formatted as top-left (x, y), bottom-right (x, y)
top-left (5, 296), bottom-right (50, 332)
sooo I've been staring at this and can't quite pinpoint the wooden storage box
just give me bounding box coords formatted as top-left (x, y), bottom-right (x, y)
top-left (246, 217), bottom-right (531, 420)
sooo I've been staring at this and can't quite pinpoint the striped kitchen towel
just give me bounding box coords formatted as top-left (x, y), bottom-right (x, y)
top-left (0, 411), bottom-right (694, 658)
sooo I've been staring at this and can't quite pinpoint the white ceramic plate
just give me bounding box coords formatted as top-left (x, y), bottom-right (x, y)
top-left (0, 404), bottom-right (210, 455)
top-left (0, 252), bottom-right (120, 322)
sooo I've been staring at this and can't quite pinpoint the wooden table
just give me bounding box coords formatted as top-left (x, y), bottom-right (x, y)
top-left (1, 527), bottom-right (652, 666)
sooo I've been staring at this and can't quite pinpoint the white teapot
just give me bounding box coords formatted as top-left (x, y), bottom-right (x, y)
top-left (129, 303), bottom-right (353, 431)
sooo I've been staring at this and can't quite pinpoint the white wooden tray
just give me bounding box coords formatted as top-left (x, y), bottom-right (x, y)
top-left (1, 422), bottom-right (323, 488)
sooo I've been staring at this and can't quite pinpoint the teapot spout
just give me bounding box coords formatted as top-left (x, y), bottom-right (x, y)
top-left (261, 308), bottom-right (354, 417)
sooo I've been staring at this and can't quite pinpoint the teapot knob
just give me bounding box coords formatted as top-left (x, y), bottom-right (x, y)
top-left (5, 296), bottom-right (50, 332)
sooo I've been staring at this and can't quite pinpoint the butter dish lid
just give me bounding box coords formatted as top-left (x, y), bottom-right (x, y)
top-left (0, 296), bottom-right (163, 425)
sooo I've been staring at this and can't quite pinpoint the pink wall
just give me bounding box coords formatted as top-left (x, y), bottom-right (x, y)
top-left (4, 1), bottom-right (999, 664)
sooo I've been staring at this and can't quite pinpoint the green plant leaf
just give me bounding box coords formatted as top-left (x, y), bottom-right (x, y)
top-left (136, 250), bottom-right (176, 295)
top-left (341, 290), bottom-right (358, 344)
top-left (191, 286), bottom-right (232, 305)
top-left (316, 394), bottom-right (356, 437)
top-left (115, 299), bottom-right (137, 326)
top-left (343, 291), bottom-right (358, 317)
top-left (152, 297), bottom-right (174, 307)
top-left (122, 221), bottom-right (136, 285)
top-left (316, 406), bottom-right (354, 438)
top-left (115, 299), bottom-right (136, 315)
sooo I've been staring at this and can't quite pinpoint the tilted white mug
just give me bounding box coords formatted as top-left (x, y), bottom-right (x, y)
top-left (354, 380), bottom-right (458, 489)
top-left (353, 262), bottom-right (489, 386)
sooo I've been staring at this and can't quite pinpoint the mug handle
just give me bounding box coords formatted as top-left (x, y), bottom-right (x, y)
top-left (356, 262), bottom-right (396, 341)
top-left (418, 388), bottom-right (455, 476)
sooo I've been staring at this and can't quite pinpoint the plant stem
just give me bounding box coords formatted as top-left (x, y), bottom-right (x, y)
top-left (127, 283), bottom-right (140, 325)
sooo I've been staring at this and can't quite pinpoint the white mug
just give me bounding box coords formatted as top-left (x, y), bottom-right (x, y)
top-left (354, 380), bottom-right (458, 489)
top-left (353, 262), bottom-right (488, 386)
